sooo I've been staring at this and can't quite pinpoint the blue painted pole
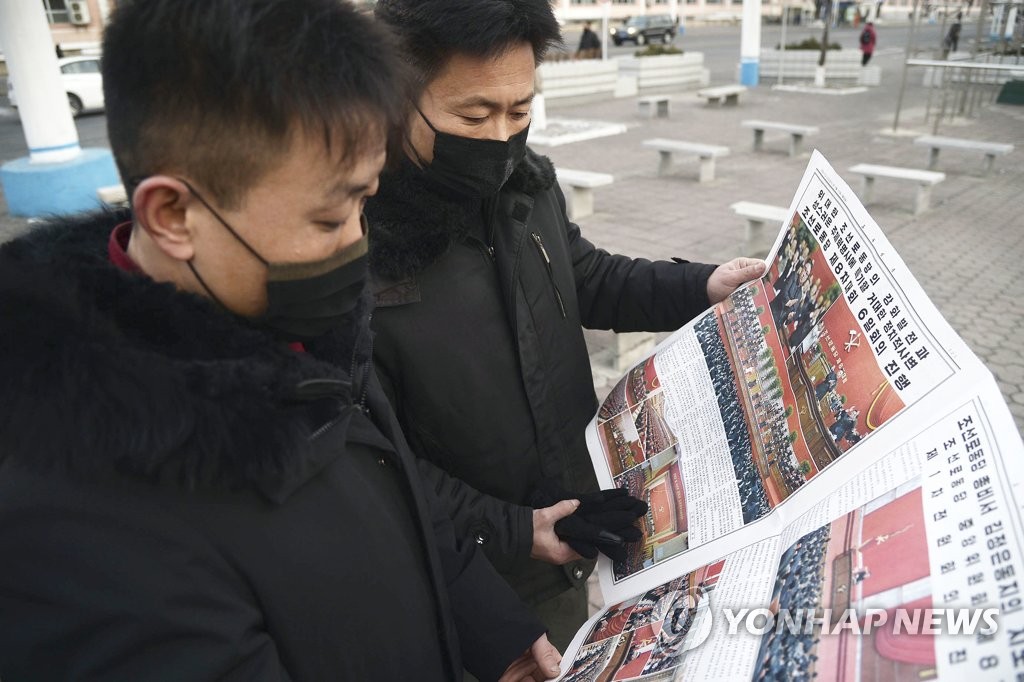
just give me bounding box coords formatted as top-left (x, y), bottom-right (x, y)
top-left (740, 0), bottom-right (762, 86)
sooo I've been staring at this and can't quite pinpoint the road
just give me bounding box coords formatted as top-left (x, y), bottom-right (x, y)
top-left (563, 19), bottom-right (973, 81)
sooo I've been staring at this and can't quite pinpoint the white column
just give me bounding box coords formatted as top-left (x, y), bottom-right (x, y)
top-left (601, 1), bottom-right (610, 60)
top-left (96, 0), bottom-right (113, 26)
top-left (740, 0), bottom-right (762, 85)
top-left (670, 0), bottom-right (679, 21)
top-left (0, 2), bottom-right (81, 163)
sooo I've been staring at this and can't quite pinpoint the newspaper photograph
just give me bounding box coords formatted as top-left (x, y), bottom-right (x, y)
top-left (565, 151), bottom-right (1024, 680)
top-left (587, 151), bottom-right (976, 586)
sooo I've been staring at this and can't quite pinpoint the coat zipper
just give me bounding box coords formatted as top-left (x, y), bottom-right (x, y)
top-left (350, 311), bottom-right (373, 413)
top-left (308, 313), bottom-right (376, 442)
top-left (530, 232), bottom-right (566, 318)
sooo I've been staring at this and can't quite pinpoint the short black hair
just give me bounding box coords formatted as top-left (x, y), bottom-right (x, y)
top-left (103, 0), bottom-right (407, 208)
top-left (374, 0), bottom-right (563, 86)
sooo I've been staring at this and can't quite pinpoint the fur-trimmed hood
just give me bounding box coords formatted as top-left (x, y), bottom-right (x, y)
top-left (0, 210), bottom-right (370, 495)
top-left (367, 147), bottom-right (558, 282)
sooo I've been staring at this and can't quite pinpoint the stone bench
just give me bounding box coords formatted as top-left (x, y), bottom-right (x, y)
top-left (555, 168), bottom-right (614, 220)
top-left (696, 84), bottom-right (747, 106)
top-left (912, 135), bottom-right (1014, 175)
top-left (637, 95), bottom-right (671, 118)
top-left (848, 164), bottom-right (946, 215)
top-left (741, 120), bottom-right (820, 157)
top-left (642, 138), bottom-right (730, 183)
top-left (97, 184), bottom-right (128, 207)
top-left (730, 201), bottom-right (790, 258)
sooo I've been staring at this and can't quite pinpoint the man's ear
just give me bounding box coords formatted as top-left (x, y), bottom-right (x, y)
top-left (132, 176), bottom-right (196, 262)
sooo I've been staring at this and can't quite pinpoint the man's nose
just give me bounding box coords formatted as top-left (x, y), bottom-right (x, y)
top-left (493, 120), bottom-right (512, 142)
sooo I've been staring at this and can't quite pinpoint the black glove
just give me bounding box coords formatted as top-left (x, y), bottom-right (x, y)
top-left (529, 480), bottom-right (648, 563)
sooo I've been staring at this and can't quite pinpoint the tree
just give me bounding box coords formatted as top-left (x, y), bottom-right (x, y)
top-left (789, 431), bottom-right (799, 443)
top-left (818, 0), bottom-right (834, 67)
top-left (785, 405), bottom-right (794, 418)
top-left (799, 460), bottom-right (812, 476)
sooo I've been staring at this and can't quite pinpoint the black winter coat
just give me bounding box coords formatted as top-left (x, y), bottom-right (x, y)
top-left (0, 212), bottom-right (542, 682)
top-left (366, 151), bottom-right (716, 603)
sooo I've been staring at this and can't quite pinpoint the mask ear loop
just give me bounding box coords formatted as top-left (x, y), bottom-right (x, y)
top-left (186, 260), bottom-right (232, 313)
top-left (414, 105), bottom-right (441, 134)
top-left (407, 105), bottom-right (437, 169)
top-left (178, 178), bottom-right (269, 266)
top-left (176, 178), bottom-right (269, 314)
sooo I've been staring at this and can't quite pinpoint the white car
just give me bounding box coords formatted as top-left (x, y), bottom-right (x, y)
top-left (8, 56), bottom-right (104, 118)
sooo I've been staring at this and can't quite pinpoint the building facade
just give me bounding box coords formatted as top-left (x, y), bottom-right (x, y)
top-left (40, 0), bottom-right (114, 54)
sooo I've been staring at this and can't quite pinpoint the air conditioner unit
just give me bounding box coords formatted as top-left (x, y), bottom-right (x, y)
top-left (68, 0), bottom-right (91, 26)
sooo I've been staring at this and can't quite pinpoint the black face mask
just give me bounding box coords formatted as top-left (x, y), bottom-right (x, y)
top-left (182, 180), bottom-right (369, 340)
top-left (416, 108), bottom-right (530, 198)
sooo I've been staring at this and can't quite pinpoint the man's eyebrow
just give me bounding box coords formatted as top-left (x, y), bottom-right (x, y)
top-left (452, 93), bottom-right (535, 109)
top-left (328, 163), bottom-right (383, 197)
top-left (310, 179), bottom-right (372, 212)
top-left (325, 180), bottom-right (368, 199)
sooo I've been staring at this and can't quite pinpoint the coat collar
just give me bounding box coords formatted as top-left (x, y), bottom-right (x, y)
top-left (0, 210), bottom-right (372, 498)
top-left (366, 148), bottom-right (557, 282)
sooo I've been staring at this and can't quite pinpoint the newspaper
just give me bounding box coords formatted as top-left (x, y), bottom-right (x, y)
top-left (560, 152), bottom-right (1024, 681)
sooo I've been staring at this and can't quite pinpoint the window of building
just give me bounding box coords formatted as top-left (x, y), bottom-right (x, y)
top-left (43, 0), bottom-right (71, 24)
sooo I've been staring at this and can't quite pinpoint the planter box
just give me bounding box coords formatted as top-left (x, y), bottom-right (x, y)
top-left (537, 60), bottom-right (618, 104)
top-left (758, 49), bottom-right (880, 85)
top-left (617, 52), bottom-right (711, 92)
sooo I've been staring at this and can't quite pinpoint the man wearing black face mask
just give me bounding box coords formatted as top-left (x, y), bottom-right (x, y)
top-left (0, 2), bottom-right (561, 680)
top-left (368, 0), bottom-right (768, 653)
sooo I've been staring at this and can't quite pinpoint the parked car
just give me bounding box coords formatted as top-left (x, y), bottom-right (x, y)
top-left (8, 56), bottom-right (104, 118)
top-left (610, 14), bottom-right (678, 46)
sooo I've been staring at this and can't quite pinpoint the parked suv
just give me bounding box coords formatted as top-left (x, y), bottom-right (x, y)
top-left (610, 14), bottom-right (678, 46)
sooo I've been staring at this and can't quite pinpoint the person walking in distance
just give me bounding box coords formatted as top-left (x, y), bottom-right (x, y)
top-left (945, 13), bottom-right (962, 56)
top-left (576, 21), bottom-right (601, 59)
top-left (860, 21), bottom-right (878, 66)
